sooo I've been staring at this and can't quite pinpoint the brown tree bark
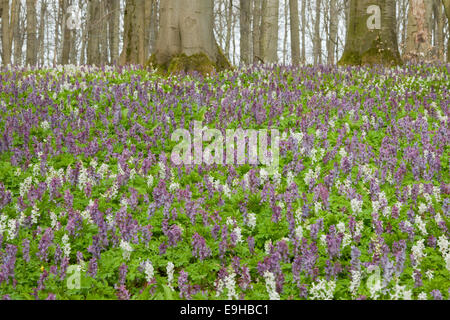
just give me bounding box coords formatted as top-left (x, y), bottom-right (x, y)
top-left (444, 0), bottom-right (450, 62)
top-left (119, 0), bottom-right (146, 66)
top-left (289, 0), bottom-right (300, 65)
top-left (240, 0), bottom-right (251, 65)
top-left (405, 0), bottom-right (434, 61)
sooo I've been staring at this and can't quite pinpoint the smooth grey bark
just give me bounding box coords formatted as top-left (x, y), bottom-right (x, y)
top-left (26, 0), bottom-right (37, 65)
top-left (119, 0), bottom-right (146, 66)
top-left (12, 0), bottom-right (22, 65)
top-left (154, 0), bottom-right (223, 68)
top-left (339, 0), bottom-right (402, 66)
top-left (240, 0), bottom-right (251, 65)
top-left (289, 0), bottom-right (300, 65)
top-left (301, 0), bottom-right (306, 63)
top-left (444, 0), bottom-right (450, 62)
top-left (260, 0), bottom-right (279, 63)
top-left (1, 0), bottom-right (18, 65)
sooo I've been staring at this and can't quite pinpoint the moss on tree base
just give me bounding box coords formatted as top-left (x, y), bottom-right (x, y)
top-left (146, 48), bottom-right (232, 76)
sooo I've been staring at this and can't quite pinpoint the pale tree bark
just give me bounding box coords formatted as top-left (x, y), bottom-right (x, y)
top-left (301, 0), bottom-right (306, 63)
top-left (252, 0), bottom-right (262, 62)
top-left (405, 0), bottom-right (434, 61)
top-left (283, 0), bottom-right (288, 64)
top-left (434, 0), bottom-right (445, 61)
top-left (1, 0), bottom-right (19, 65)
top-left (313, 0), bottom-right (321, 65)
top-left (38, 0), bottom-right (46, 66)
top-left (289, 0), bottom-right (300, 65)
top-left (99, 0), bottom-right (108, 64)
top-left (154, 0), bottom-right (230, 72)
top-left (260, 0), bottom-right (279, 63)
top-left (119, 0), bottom-right (146, 66)
top-left (327, 0), bottom-right (338, 64)
top-left (443, 0), bottom-right (450, 62)
top-left (240, 0), bottom-right (251, 65)
top-left (108, 0), bottom-right (120, 64)
top-left (12, 0), bottom-right (22, 65)
top-left (144, 0), bottom-right (153, 59)
top-left (339, 0), bottom-right (402, 66)
top-left (149, 0), bottom-right (158, 54)
top-left (225, 0), bottom-right (232, 59)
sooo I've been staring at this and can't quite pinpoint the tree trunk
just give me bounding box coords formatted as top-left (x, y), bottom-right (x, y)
top-left (260, 0), bottom-right (279, 63)
top-left (1, 0), bottom-right (18, 65)
top-left (12, 0), bottom-right (22, 65)
top-left (153, 0), bottom-right (230, 74)
top-left (327, 0), bottom-right (338, 64)
top-left (405, 0), bottom-right (434, 61)
top-left (240, 0), bottom-right (251, 65)
top-left (252, 0), bottom-right (262, 62)
top-left (119, 0), bottom-right (146, 66)
top-left (108, 0), bottom-right (120, 64)
top-left (25, 0), bottom-right (37, 65)
top-left (313, 0), bottom-right (321, 65)
top-left (61, 0), bottom-right (72, 65)
top-left (444, 0), bottom-right (450, 62)
top-left (289, 0), bottom-right (300, 65)
top-left (339, 0), bottom-right (402, 66)
top-left (434, 0), bottom-right (445, 61)
top-left (38, 0), bottom-right (46, 66)
top-left (87, 0), bottom-right (101, 65)
top-left (301, 0), bottom-right (306, 63)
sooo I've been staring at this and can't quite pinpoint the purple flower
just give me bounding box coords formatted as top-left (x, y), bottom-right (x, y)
top-left (36, 228), bottom-right (54, 262)
top-left (191, 233), bottom-right (211, 261)
top-left (178, 270), bottom-right (190, 300)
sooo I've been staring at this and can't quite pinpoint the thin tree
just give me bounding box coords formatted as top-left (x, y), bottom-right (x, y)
top-left (240, 0), bottom-right (251, 65)
top-left (289, 0), bottom-right (300, 65)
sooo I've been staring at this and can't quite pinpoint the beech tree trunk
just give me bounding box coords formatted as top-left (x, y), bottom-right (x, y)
top-left (120, 0), bottom-right (147, 65)
top-left (61, 0), bottom-right (72, 65)
top-left (153, 0), bottom-right (229, 72)
top-left (327, 0), bottom-right (338, 64)
top-left (289, 0), bottom-right (300, 65)
top-left (313, 0), bottom-right (322, 65)
top-left (260, 0), bottom-right (279, 63)
top-left (108, 0), bottom-right (120, 64)
top-left (252, 0), bottom-right (262, 62)
top-left (1, 0), bottom-right (18, 65)
top-left (405, 0), bottom-right (434, 61)
top-left (443, 0), bottom-right (450, 62)
top-left (339, 0), bottom-right (402, 66)
top-left (240, 0), bottom-right (251, 65)
top-left (87, 0), bottom-right (101, 65)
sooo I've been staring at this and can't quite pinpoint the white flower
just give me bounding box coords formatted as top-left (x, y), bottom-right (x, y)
top-left (143, 260), bottom-right (154, 282)
top-left (7, 219), bottom-right (17, 240)
top-left (425, 270), bottom-right (434, 280)
top-left (232, 227), bottom-right (243, 244)
top-left (247, 213), bottom-right (257, 230)
top-left (264, 240), bottom-right (272, 255)
top-left (411, 239), bottom-right (426, 265)
top-left (350, 198), bottom-right (363, 215)
top-left (19, 176), bottom-right (33, 198)
top-left (264, 271), bottom-right (280, 300)
top-left (62, 234), bottom-right (71, 257)
top-left (418, 292), bottom-right (428, 300)
top-left (147, 174), bottom-right (154, 188)
top-left (414, 216), bottom-right (427, 235)
top-left (224, 271), bottom-right (238, 300)
top-left (310, 278), bottom-right (336, 300)
top-left (50, 211), bottom-right (58, 229)
top-left (349, 270), bottom-right (361, 297)
top-left (120, 240), bottom-right (133, 261)
top-left (167, 262), bottom-right (175, 290)
top-left (40, 121), bottom-right (50, 130)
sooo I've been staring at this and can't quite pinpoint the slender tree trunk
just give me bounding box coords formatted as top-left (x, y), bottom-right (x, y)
top-left (108, 0), bottom-right (120, 64)
top-left (38, 0), bottom-right (46, 66)
top-left (225, 0), bottom-right (232, 60)
top-left (314, 0), bottom-right (321, 65)
top-left (289, 0), bottom-right (300, 65)
top-left (119, 0), bottom-right (146, 66)
top-left (25, 0), bottom-right (37, 65)
top-left (1, 0), bottom-right (18, 65)
top-left (61, 0), bottom-right (72, 65)
top-left (12, 0), bottom-right (22, 65)
top-left (339, 0), bottom-right (402, 66)
top-left (434, 0), bottom-right (445, 61)
top-left (443, 0), bottom-right (450, 62)
top-left (327, 0), bottom-right (338, 64)
top-left (240, 0), bottom-right (251, 65)
top-left (301, 0), bottom-right (306, 63)
top-left (252, 0), bottom-right (262, 62)
top-left (260, 0), bottom-right (279, 63)
top-left (149, 0), bottom-right (158, 54)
